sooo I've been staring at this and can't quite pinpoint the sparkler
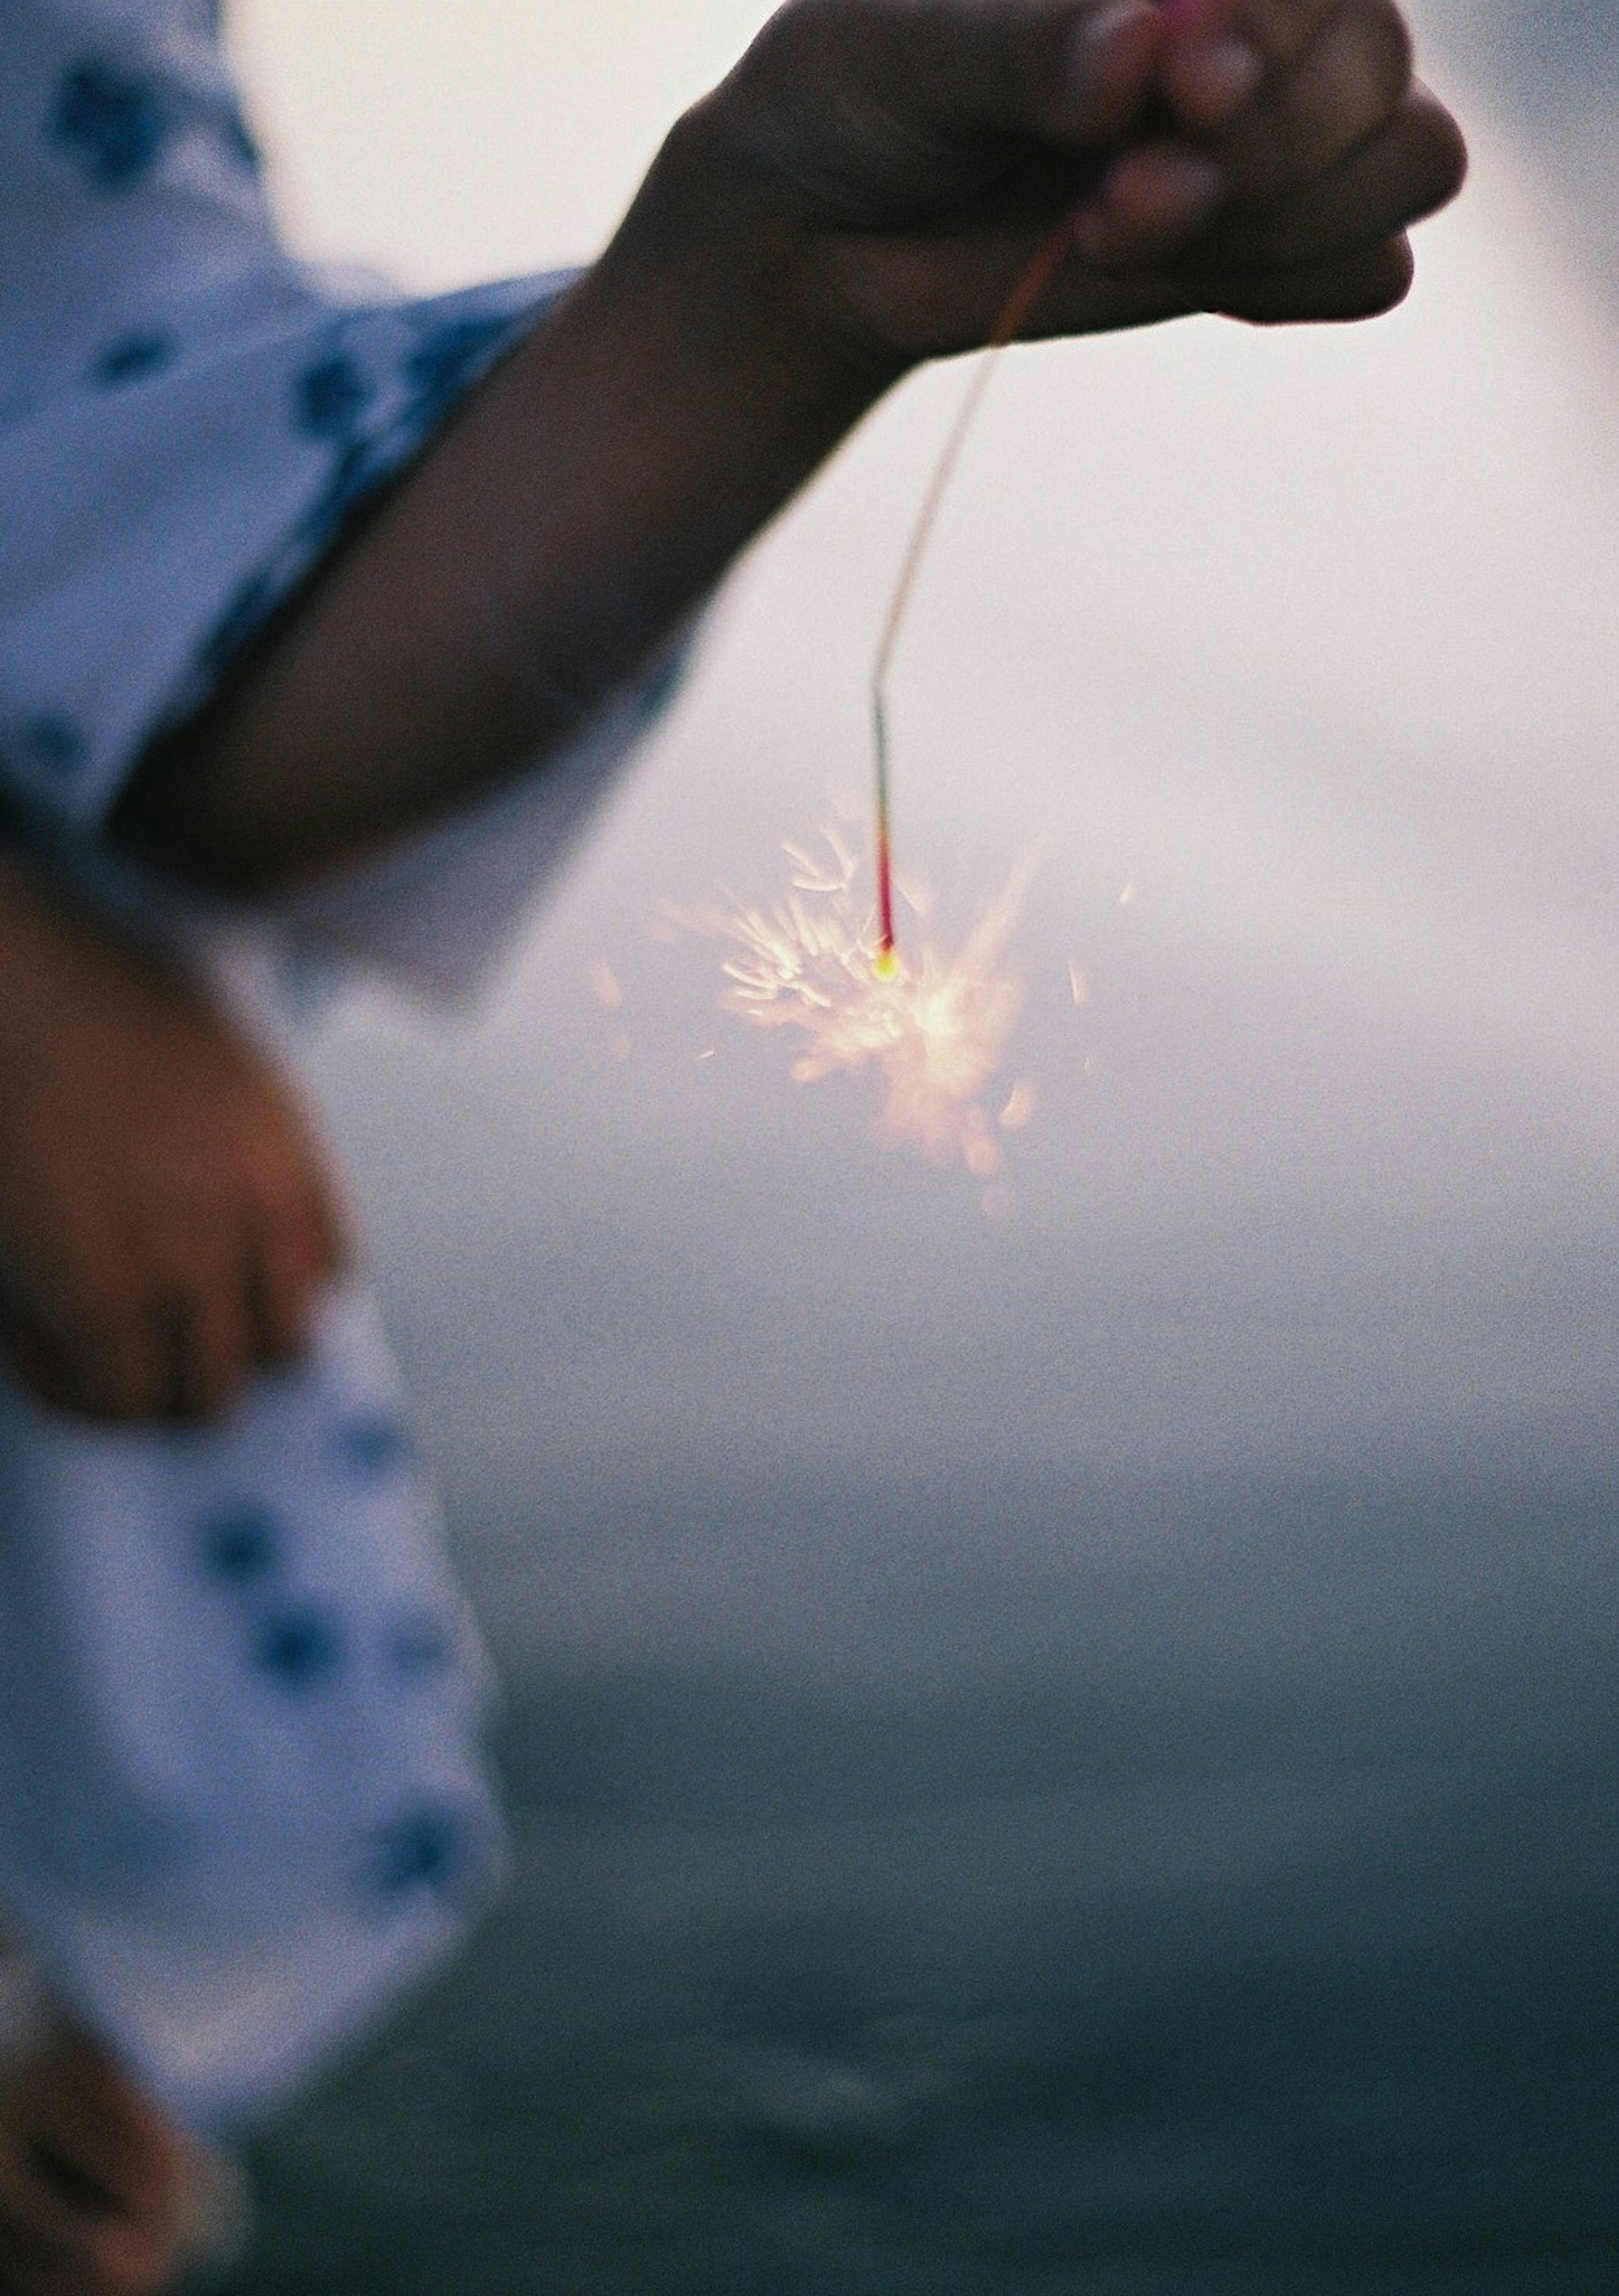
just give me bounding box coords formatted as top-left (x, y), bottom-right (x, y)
top-left (871, 218), bottom-right (1076, 976)
top-left (678, 221), bottom-right (1077, 1177)
top-left (679, 828), bottom-right (1035, 1174)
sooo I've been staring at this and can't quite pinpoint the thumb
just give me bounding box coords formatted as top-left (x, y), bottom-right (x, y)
top-left (728, 0), bottom-right (1171, 222)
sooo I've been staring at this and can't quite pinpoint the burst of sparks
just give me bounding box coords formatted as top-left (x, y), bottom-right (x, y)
top-left (675, 830), bottom-right (1033, 1176)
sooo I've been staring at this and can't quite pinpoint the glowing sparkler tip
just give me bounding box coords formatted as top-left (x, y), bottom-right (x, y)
top-left (683, 830), bottom-right (1029, 1179)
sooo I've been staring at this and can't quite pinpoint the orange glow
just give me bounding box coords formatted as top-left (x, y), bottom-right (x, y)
top-left (675, 830), bottom-right (1031, 1174)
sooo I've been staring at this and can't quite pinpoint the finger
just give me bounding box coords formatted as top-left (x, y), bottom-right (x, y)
top-left (1036, 216), bottom-right (1415, 330)
top-left (9, 2170), bottom-right (179, 2296)
top-left (1159, 0), bottom-right (1334, 131)
top-left (156, 1264), bottom-right (253, 1423)
top-left (0, 2140), bottom-right (132, 2296)
top-left (1215, 0), bottom-right (1415, 206)
top-left (1158, 0), bottom-right (1268, 132)
top-left (0, 1238), bottom-right (172, 1421)
top-left (734, 0), bottom-right (1170, 224)
top-left (852, 0), bottom-right (1171, 145)
top-left (84, 1329), bottom-right (171, 1423)
top-left (299, 1146), bottom-right (352, 1284)
top-left (1073, 138), bottom-right (1228, 262)
top-left (1204, 229), bottom-right (1416, 321)
top-left (1045, 0), bottom-right (1176, 143)
top-left (0, 2163), bottom-right (86, 2295)
top-left (1078, 3), bottom-right (1431, 265)
top-left (818, 210), bottom-right (1192, 355)
top-left (6, 2038), bottom-right (186, 2296)
top-left (23, 2040), bottom-right (181, 2228)
top-left (245, 1234), bottom-right (314, 1370)
top-left (237, 1072), bottom-right (351, 1284)
top-left (0, 1319), bottom-right (87, 1417)
top-left (8, 1308), bottom-right (169, 1424)
top-left (242, 1120), bottom-right (350, 1369)
top-left (245, 1193), bottom-right (327, 1367)
top-left (65, 1236), bottom-right (175, 1419)
top-left (1192, 89), bottom-right (1465, 271)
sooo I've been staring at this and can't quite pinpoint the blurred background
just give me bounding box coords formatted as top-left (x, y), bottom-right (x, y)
top-left (222, 8), bottom-right (1619, 2289)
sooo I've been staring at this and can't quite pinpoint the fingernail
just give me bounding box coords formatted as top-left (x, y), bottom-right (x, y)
top-left (1065, 1), bottom-right (1156, 101)
top-left (1136, 148), bottom-right (1226, 230)
top-left (1174, 35), bottom-right (1264, 121)
top-left (1080, 145), bottom-right (1225, 257)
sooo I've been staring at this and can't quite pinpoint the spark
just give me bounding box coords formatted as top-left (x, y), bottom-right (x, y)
top-left (674, 231), bottom-right (1078, 1177)
top-left (588, 959), bottom-right (624, 1010)
top-left (675, 830), bottom-right (1031, 1173)
top-left (998, 1079), bottom-right (1038, 1133)
top-left (869, 218), bottom-right (1076, 973)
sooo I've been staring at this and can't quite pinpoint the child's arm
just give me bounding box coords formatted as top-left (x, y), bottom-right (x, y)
top-left (0, 854), bottom-right (347, 1422)
top-left (116, 0), bottom-right (1465, 895)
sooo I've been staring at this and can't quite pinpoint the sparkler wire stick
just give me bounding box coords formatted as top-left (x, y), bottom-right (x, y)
top-left (870, 217), bottom-right (1076, 977)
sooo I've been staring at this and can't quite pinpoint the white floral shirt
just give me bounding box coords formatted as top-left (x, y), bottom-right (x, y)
top-left (0, 0), bottom-right (672, 2131)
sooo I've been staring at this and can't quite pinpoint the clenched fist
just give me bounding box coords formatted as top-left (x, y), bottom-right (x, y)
top-left (119, 0), bottom-right (1466, 897)
top-left (677, 0), bottom-right (1467, 366)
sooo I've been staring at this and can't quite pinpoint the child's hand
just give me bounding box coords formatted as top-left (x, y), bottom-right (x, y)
top-left (115, 2), bottom-right (1466, 898)
top-left (0, 2022), bottom-right (190, 2296)
top-left (684, 0), bottom-right (1466, 368)
top-left (0, 860), bottom-right (347, 1423)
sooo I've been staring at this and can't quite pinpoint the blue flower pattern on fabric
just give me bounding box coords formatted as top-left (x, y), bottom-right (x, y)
top-left (199, 1503), bottom-right (281, 1587)
top-left (253, 1604), bottom-right (346, 1692)
top-left (187, 299), bottom-right (535, 715)
top-left (382, 1611), bottom-right (453, 1684)
top-left (368, 1804), bottom-right (468, 1904)
top-left (191, 567), bottom-right (278, 687)
top-left (51, 59), bottom-right (172, 189)
top-left (93, 333), bottom-right (174, 388)
top-left (332, 1412), bottom-right (415, 1480)
top-left (50, 54), bottom-right (259, 193)
top-left (296, 353), bottom-right (371, 443)
top-left (196, 1459), bottom-right (461, 1704)
top-left (402, 313), bottom-right (518, 429)
top-left (0, 7), bottom-right (563, 2124)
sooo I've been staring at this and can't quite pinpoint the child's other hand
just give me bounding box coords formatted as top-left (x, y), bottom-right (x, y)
top-left (0, 2024), bottom-right (190, 2296)
top-left (686, 0), bottom-right (1466, 367)
top-left (0, 862), bottom-right (347, 1424)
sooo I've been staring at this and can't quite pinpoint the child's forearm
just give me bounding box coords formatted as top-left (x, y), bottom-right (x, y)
top-left (114, 148), bottom-right (893, 894)
top-left (115, 0), bottom-right (1464, 897)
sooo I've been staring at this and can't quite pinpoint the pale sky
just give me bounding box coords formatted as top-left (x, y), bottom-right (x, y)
top-left (229, 2), bottom-right (783, 285)
top-left (224, 6), bottom-right (1619, 1663)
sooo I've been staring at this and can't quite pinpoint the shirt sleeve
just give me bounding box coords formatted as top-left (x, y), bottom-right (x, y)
top-left (265, 644), bottom-right (689, 1002)
top-left (0, 274), bottom-right (585, 832)
top-left (0, 1), bottom-right (686, 994)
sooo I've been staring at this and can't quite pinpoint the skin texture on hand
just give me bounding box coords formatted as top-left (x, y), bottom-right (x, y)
top-left (693, 0), bottom-right (1468, 362)
top-left (116, 0), bottom-right (1466, 897)
top-left (0, 2026), bottom-right (189, 2296)
top-left (0, 855), bottom-right (347, 1423)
